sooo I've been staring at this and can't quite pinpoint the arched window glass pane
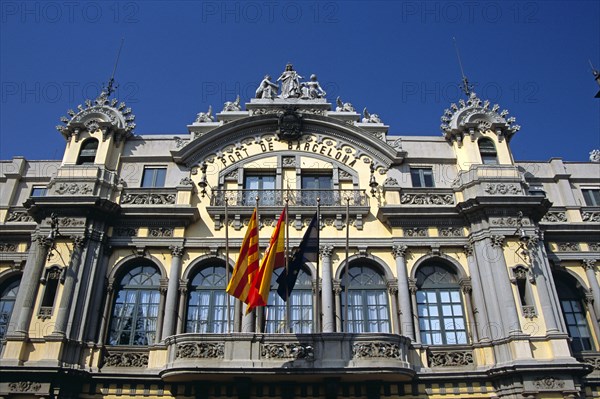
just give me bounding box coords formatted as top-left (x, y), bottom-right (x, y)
top-left (187, 264), bottom-right (234, 333)
top-left (266, 268), bottom-right (313, 333)
top-left (478, 138), bottom-right (498, 165)
top-left (77, 139), bottom-right (98, 165)
top-left (555, 277), bottom-right (593, 352)
top-left (416, 264), bottom-right (467, 345)
top-left (0, 278), bottom-right (20, 339)
top-left (341, 264), bottom-right (390, 333)
top-left (108, 264), bottom-right (160, 346)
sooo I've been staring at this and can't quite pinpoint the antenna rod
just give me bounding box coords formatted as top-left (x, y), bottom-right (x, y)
top-left (106, 38), bottom-right (125, 96)
top-left (453, 37), bottom-right (472, 96)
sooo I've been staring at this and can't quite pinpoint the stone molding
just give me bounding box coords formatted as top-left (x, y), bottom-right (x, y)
top-left (400, 192), bottom-right (454, 205)
top-left (352, 342), bottom-right (401, 359)
top-left (541, 211), bottom-right (568, 223)
top-left (427, 349), bottom-right (474, 367)
top-left (176, 342), bottom-right (224, 359)
top-left (261, 343), bottom-right (314, 360)
top-left (102, 351), bottom-right (148, 368)
top-left (8, 381), bottom-right (42, 392)
top-left (121, 191), bottom-right (176, 205)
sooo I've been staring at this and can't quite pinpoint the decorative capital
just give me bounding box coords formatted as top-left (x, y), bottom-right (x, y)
top-left (490, 235), bottom-right (505, 248)
top-left (34, 234), bottom-right (54, 248)
top-left (387, 282), bottom-right (398, 296)
top-left (169, 245), bottom-right (184, 258)
top-left (319, 245), bottom-right (334, 259)
top-left (459, 277), bottom-right (472, 294)
top-left (159, 278), bottom-right (169, 294)
top-left (463, 242), bottom-right (474, 257)
top-left (392, 244), bottom-right (408, 259)
top-left (408, 277), bottom-right (418, 294)
top-left (72, 235), bottom-right (86, 248)
top-left (583, 259), bottom-right (597, 271)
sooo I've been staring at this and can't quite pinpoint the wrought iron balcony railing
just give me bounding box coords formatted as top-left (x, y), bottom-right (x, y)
top-left (210, 189), bottom-right (369, 207)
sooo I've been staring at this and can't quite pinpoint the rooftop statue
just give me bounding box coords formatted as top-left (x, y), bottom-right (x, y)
top-left (362, 108), bottom-right (382, 123)
top-left (301, 74), bottom-right (326, 99)
top-left (255, 75), bottom-right (279, 99)
top-left (222, 95), bottom-right (241, 112)
top-left (195, 105), bottom-right (214, 123)
top-left (336, 96), bottom-right (355, 112)
top-left (277, 63), bottom-right (303, 99)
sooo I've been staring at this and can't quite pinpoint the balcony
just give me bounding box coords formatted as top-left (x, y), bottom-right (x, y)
top-left (207, 189), bottom-right (370, 231)
top-left (160, 333), bottom-right (414, 381)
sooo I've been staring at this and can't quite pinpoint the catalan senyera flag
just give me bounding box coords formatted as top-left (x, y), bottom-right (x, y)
top-left (246, 208), bottom-right (286, 314)
top-left (226, 208), bottom-right (260, 304)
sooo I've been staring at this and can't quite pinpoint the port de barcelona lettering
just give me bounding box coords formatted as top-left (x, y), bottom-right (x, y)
top-left (214, 136), bottom-right (360, 167)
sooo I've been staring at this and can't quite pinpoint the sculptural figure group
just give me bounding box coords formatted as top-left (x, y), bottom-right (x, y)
top-left (256, 64), bottom-right (326, 100)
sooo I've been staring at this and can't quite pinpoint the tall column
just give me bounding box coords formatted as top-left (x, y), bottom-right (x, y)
top-left (459, 278), bottom-right (479, 343)
top-left (97, 278), bottom-right (115, 344)
top-left (333, 280), bottom-right (342, 332)
top-left (392, 245), bottom-right (414, 341)
top-left (242, 306), bottom-right (255, 332)
top-left (473, 236), bottom-right (521, 337)
top-left (52, 236), bottom-right (86, 336)
top-left (584, 292), bottom-right (600, 348)
top-left (387, 282), bottom-right (399, 334)
top-left (535, 236), bottom-right (567, 333)
top-left (583, 259), bottom-right (600, 321)
top-left (529, 240), bottom-right (560, 333)
top-left (162, 245), bottom-right (184, 339)
top-left (11, 234), bottom-right (53, 336)
top-left (320, 245), bottom-right (335, 332)
top-left (155, 279), bottom-right (168, 342)
top-left (464, 241), bottom-right (490, 341)
top-left (408, 278), bottom-right (420, 344)
top-left (176, 280), bottom-right (188, 334)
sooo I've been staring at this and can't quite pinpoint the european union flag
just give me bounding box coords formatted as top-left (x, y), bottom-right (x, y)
top-left (277, 213), bottom-right (319, 301)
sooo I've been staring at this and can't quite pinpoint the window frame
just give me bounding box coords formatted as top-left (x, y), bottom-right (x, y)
top-left (554, 275), bottom-right (594, 352)
top-left (341, 264), bottom-right (391, 333)
top-left (266, 267), bottom-right (313, 334)
top-left (141, 166), bottom-right (167, 188)
top-left (0, 276), bottom-right (20, 339)
top-left (76, 138), bottom-right (99, 165)
top-left (243, 172), bottom-right (276, 206)
top-left (300, 172), bottom-right (333, 206)
top-left (186, 263), bottom-right (234, 334)
top-left (582, 188), bottom-right (600, 206)
top-left (107, 264), bottom-right (161, 346)
top-left (478, 138), bottom-right (498, 165)
top-left (410, 167), bottom-right (435, 188)
top-left (415, 264), bottom-right (468, 346)
top-left (30, 186), bottom-right (47, 197)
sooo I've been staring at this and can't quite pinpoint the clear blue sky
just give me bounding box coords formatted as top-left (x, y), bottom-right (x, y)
top-left (1, 1), bottom-right (599, 162)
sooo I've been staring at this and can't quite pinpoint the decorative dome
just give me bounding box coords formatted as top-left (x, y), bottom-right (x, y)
top-left (440, 92), bottom-right (520, 146)
top-left (56, 91), bottom-right (135, 143)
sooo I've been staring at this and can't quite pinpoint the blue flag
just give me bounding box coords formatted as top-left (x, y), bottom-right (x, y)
top-left (277, 213), bottom-right (319, 301)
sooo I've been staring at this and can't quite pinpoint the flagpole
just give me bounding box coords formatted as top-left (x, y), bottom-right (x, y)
top-left (315, 197), bottom-right (321, 333)
top-left (225, 197), bottom-right (230, 333)
top-left (255, 195), bottom-right (261, 332)
top-left (344, 196), bottom-right (350, 333)
top-left (285, 194), bottom-right (290, 333)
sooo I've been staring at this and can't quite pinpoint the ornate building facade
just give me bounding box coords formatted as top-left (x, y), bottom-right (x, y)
top-left (0, 65), bottom-right (599, 399)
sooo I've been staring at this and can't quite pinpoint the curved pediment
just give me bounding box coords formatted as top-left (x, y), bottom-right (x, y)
top-left (172, 113), bottom-right (405, 172)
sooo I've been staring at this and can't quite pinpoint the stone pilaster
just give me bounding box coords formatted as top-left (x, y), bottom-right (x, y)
top-left (11, 234), bottom-right (53, 336)
top-left (161, 245), bottom-right (184, 339)
top-left (52, 235), bottom-right (86, 336)
top-left (392, 245), bottom-right (414, 341)
top-left (319, 245), bottom-right (334, 332)
top-left (463, 241), bottom-right (491, 342)
top-left (583, 259), bottom-right (600, 321)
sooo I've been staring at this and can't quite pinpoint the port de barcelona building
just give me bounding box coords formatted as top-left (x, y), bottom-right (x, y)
top-left (0, 64), bottom-right (599, 399)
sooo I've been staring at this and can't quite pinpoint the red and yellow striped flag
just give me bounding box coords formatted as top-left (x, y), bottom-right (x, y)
top-left (246, 208), bottom-right (286, 313)
top-left (226, 208), bottom-right (260, 304)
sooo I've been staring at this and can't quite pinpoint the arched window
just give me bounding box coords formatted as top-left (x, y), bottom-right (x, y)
top-left (186, 263), bottom-right (234, 333)
top-left (108, 264), bottom-right (161, 346)
top-left (266, 268), bottom-right (313, 333)
top-left (341, 264), bottom-right (390, 333)
top-left (0, 277), bottom-right (20, 339)
top-left (554, 274), bottom-right (593, 352)
top-left (76, 138), bottom-right (98, 165)
top-left (478, 138), bottom-right (498, 165)
top-left (416, 263), bottom-right (467, 345)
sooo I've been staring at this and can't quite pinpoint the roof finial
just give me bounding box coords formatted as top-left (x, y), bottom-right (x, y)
top-left (104, 38), bottom-right (125, 97)
top-left (589, 59), bottom-right (600, 98)
top-left (453, 37), bottom-right (473, 97)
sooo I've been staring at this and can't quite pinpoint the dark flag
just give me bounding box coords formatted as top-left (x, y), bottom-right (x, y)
top-left (277, 213), bottom-right (319, 301)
